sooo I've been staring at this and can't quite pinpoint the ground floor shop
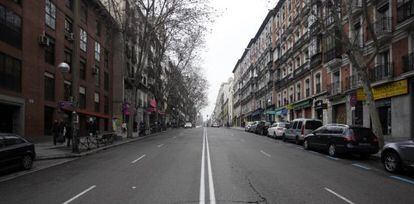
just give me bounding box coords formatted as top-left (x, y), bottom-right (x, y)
top-left (0, 94), bottom-right (24, 135)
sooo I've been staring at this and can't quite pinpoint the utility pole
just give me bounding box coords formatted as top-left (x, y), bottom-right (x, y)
top-left (71, 0), bottom-right (81, 153)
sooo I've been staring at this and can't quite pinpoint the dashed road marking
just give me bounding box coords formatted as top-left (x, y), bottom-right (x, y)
top-left (157, 144), bottom-right (164, 148)
top-left (260, 150), bottom-right (271, 157)
top-left (324, 187), bottom-right (355, 204)
top-left (63, 185), bottom-right (96, 204)
top-left (131, 155), bottom-right (146, 164)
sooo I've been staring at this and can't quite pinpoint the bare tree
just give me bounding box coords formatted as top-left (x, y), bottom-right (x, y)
top-left (311, 0), bottom-right (385, 147)
top-left (103, 0), bottom-right (212, 137)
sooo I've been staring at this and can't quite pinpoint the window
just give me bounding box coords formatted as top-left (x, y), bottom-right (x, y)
top-left (0, 5), bottom-right (22, 48)
top-left (94, 92), bottom-right (100, 112)
top-left (104, 95), bottom-right (109, 114)
top-left (64, 17), bottom-right (73, 34)
top-left (80, 58), bottom-right (86, 80)
top-left (95, 42), bottom-right (101, 61)
top-left (296, 83), bottom-right (301, 101)
top-left (44, 72), bottom-right (55, 101)
top-left (79, 86), bottom-right (86, 109)
top-left (94, 65), bottom-right (100, 86)
top-left (104, 72), bottom-right (109, 91)
top-left (297, 121), bottom-right (303, 129)
top-left (104, 50), bottom-right (109, 69)
top-left (0, 52), bottom-right (21, 92)
top-left (44, 35), bottom-right (55, 65)
top-left (80, 1), bottom-right (87, 23)
top-left (315, 73), bottom-right (321, 94)
top-left (65, 0), bottom-right (73, 10)
top-left (80, 28), bottom-right (87, 52)
top-left (96, 20), bottom-right (101, 36)
top-left (3, 136), bottom-right (24, 146)
top-left (45, 0), bottom-right (56, 30)
top-left (63, 80), bottom-right (72, 101)
top-left (305, 79), bottom-right (310, 97)
top-left (64, 49), bottom-right (72, 69)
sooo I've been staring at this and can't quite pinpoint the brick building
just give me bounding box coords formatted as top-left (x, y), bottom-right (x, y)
top-left (0, 0), bottom-right (117, 141)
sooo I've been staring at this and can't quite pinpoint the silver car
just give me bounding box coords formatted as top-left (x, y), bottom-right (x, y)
top-left (381, 139), bottom-right (414, 173)
top-left (284, 118), bottom-right (322, 144)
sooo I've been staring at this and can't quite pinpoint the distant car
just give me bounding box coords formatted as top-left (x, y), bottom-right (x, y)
top-left (184, 122), bottom-right (192, 128)
top-left (303, 124), bottom-right (379, 158)
top-left (267, 122), bottom-right (290, 138)
top-left (255, 121), bottom-right (271, 135)
top-left (284, 118), bottom-right (322, 144)
top-left (381, 139), bottom-right (414, 173)
top-left (0, 133), bottom-right (36, 172)
top-left (244, 122), bottom-right (254, 131)
top-left (248, 121), bottom-right (260, 133)
top-left (211, 123), bottom-right (220, 128)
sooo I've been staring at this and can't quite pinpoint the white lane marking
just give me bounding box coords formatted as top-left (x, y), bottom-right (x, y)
top-left (205, 129), bottom-right (216, 204)
top-left (132, 186), bottom-right (136, 189)
top-left (199, 128), bottom-right (206, 204)
top-left (390, 175), bottom-right (414, 185)
top-left (260, 150), bottom-right (271, 157)
top-left (326, 156), bottom-right (340, 161)
top-left (157, 144), bottom-right (164, 148)
top-left (131, 155), bottom-right (146, 164)
top-left (324, 187), bottom-right (355, 204)
top-left (352, 163), bottom-right (371, 170)
top-left (63, 185), bottom-right (96, 204)
top-left (296, 146), bottom-right (304, 150)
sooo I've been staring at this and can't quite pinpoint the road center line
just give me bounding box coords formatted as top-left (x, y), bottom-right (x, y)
top-left (199, 128), bottom-right (206, 204)
top-left (324, 187), bottom-right (355, 204)
top-left (352, 163), bottom-right (371, 170)
top-left (157, 144), bottom-right (164, 148)
top-left (62, 185), bottom-right (96, 204)
top-left (205, 128), bottom-right (216, 204)
top-left (131, 155), bottom-right (146, 164)
top-left (260, 150), bottom-right (271, 157)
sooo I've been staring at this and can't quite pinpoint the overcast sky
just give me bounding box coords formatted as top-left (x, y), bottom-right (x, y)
top-left (201, 0), bottom-right (275, 119)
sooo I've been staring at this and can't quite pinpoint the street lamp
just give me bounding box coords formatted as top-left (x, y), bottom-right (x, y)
top-left (58, 62), bottom-right (79, 153)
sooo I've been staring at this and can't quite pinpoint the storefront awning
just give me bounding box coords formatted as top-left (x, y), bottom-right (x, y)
top-left (275, 107), bottom-right (288, 116)
top-left (293, 99), bottom-right (313, 110)
top-left (251, 108), bottom-right (264, 117)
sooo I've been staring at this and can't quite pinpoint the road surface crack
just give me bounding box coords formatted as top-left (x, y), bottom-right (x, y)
top-left (246, 176), bottom-right (268, 204)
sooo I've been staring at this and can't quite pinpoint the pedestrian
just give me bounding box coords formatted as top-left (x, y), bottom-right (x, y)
top-left (121, 122), bottom-right (127, 134)
top-left (52, 120), bottom-right (59, 145)
top-left (65, 121), bottom-right (73, 147)
top-left (58, 120), bottom-right (65, 143)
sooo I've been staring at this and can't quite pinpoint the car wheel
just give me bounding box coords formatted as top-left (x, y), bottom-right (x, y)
top-left (282, 134), bottom-right (287, 142)
top-left (303, 139), bottom-right (310, 150)
top-left (22, 155), bottom-right (33, 170)
top-left (383, 151), bottom-right (401, 173)
top-left (328, 144), bottom-right (337, 157)
top-left (295, 136), bottom-right (300, 145)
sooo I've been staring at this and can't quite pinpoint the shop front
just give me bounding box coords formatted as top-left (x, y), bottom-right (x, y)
top-left (314, 100), bottom-right (327, 123)
top-left (275, 107), bottom-right (288, 122)
top-left (292, 99), bottom-right (313, 119)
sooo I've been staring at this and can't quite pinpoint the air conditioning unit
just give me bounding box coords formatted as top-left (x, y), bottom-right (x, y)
top-left (65, 32), bottom-right (75, 41)
top-left (38, 34), bottom-right (49, 46)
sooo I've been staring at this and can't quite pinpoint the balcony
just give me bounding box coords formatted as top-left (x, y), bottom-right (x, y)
top-left (327, 81), bottom-right (341, 96)
top-left (324, 47), bottom-right (342, 68)
top-left (344, 74), bottom-right (360, 91)
top-left (402, 52), bottom-right (414, 73)
top-left (374, 17), bottom-right (392, 41)
top-left (294, 63), bottom-right (310, 78)
top-left (369, 63), bottom-right (393, 82)
top-left (397, 0), bottom-right (414, 29)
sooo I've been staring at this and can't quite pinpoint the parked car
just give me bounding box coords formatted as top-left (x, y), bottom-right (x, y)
top-left (284, 118), bottom-right (322, 144)
top-left (0, 133), bottom-right (36, 172)
top-left (184, 122), bottom-right (192, 128)
top-left (248, 121), bottom-right (260, 133)
top-left (211, 122), bottom-right (220, 128)
top-left (267, 122), bottom-right (290, 138)
top-left (381, 139), bottom-right (414, 173)
top-left (255, 121), bottom-right (271, 135)
top-left (244, 122), bottom-right (254, 131)
top-left (303, 124), bottom-right (379, 157)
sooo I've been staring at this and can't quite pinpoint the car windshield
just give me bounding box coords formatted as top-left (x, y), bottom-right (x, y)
top-left (1, 1), bottom-right (413, 204)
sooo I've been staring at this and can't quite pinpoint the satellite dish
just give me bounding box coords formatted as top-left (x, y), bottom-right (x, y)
top-left (58, 62), bottom-right (70, 73)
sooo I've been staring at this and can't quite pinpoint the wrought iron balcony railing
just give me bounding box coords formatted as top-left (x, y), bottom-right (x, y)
top-left (369, 63), bottom-right (393, 82)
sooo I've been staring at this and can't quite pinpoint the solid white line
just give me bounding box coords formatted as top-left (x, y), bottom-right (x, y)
top-left (157, 144), bottom-right (164, 148)
top-left (260, 150), bottom-right (271, 157)
top-left (63, 185), bottom-right (96, 204)
top-left (324, 187), bottom-right (355, 204)
top-left (352, 163), bottom-right (371, 170)
top-left (131, 155), bottom-right (146, 164)
top-left (205, 129), bottom-right (216, 204)
top-left (390, 175), bottom-right (414, 185)
top-left (199, 128), bottom-right (206, 204)
top-left (326, 156), bottom-right (340, 161)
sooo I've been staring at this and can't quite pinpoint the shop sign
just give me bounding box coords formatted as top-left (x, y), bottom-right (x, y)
top-left (357, 79), bottom-right (408, 101)
top-left (314, 100), bottom-right (327, 109)
top-left (286, 104), bottom-right (293, 110)
top-left (293, 99), bottom-right (313, 110)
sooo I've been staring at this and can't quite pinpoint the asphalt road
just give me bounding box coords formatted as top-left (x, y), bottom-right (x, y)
top-left (1, 127), bottom-right (414, 204)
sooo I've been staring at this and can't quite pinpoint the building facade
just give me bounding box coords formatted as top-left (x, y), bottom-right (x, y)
top-left (0, 0), bottom-right (118, 140)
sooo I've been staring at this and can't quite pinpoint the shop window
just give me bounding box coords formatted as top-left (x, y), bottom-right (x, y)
top-left (378, 104), bottom-right (392, 135)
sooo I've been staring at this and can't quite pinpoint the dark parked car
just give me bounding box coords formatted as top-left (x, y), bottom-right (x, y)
top-left (248, 121), bottom-right (259, 133)
top-left (303, 124), bottom-right (379, 157)
top-left (255, 121), bottom-right (271, 135)
top-left (381, 139), bottom-right (414, 173)
top-left (0, 133), bottom-right (36, 172)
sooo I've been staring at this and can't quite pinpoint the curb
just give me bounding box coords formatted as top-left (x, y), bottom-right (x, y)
top-left (35, 132), bottom-right (162, 161)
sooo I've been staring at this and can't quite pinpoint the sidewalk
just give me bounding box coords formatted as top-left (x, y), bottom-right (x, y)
top-left (35, 132), bottom-right (156, 160)
top-left (231, 126), bottom-right (245, 131)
